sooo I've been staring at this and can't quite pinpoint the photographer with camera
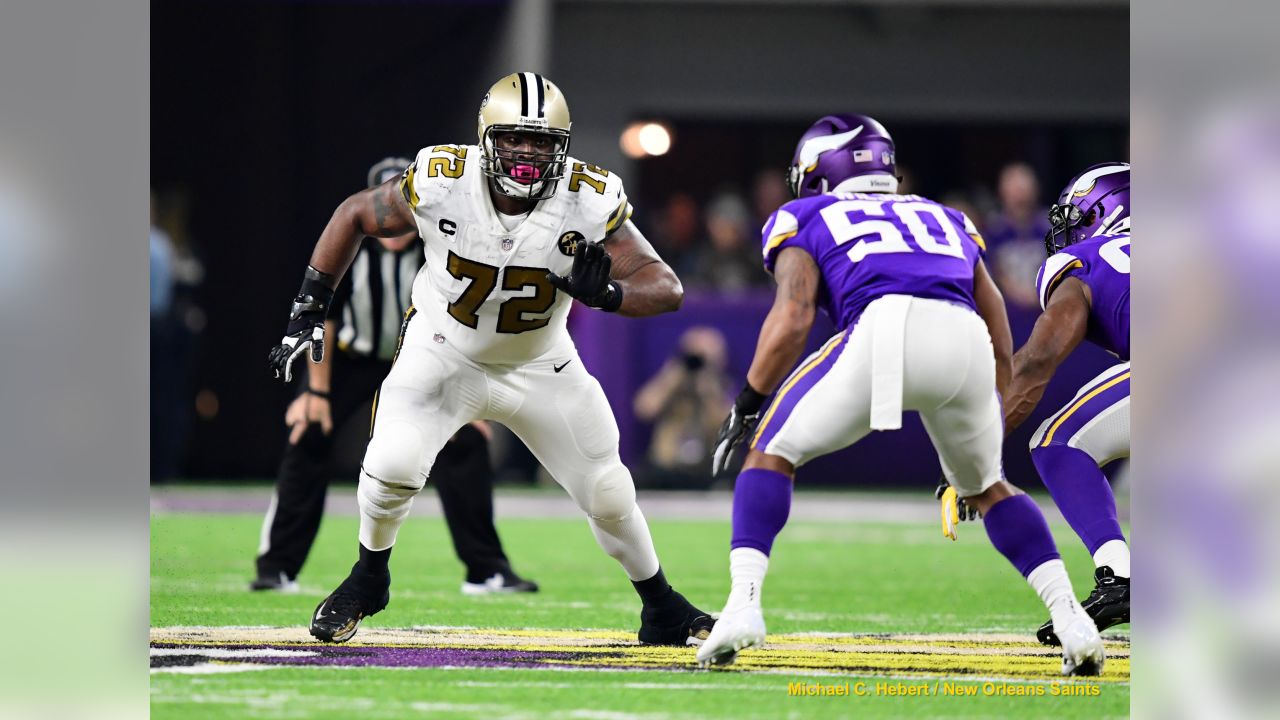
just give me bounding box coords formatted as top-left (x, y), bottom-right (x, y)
top-left (634, 327), bottom-right (734, 488)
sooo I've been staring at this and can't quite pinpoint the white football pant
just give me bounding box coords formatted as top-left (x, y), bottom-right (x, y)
top-left (751, 295), bottom-right (1004, 497)
top-left (356, 310), bottom-right (659, 581)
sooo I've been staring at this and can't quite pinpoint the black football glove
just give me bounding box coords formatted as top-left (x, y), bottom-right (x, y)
top-left (268, 266), bottom-right (336, 382)
top-left (546, 240), bottom-right (623, 312)
top-left (710, 385), bottom-right (769, 476)
top-left (935, 476), bottom-right (979, 541)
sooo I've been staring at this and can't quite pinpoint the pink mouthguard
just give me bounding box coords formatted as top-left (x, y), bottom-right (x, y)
top-left (509, 164), bottom-right (541, 183)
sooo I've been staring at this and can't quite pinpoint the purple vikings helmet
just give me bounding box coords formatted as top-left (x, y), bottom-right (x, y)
top-left (1045, 162), bottom-right (1131, 255)
top-left (786, 114), bottom-right (898, 198)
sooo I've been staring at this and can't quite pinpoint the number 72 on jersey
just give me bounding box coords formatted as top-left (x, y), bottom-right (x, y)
top-left (445, 251), bottom-right (557, 334)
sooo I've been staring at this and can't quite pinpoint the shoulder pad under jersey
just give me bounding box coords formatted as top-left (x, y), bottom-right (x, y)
top-left (1036, 251), bottom-right (1085, 310)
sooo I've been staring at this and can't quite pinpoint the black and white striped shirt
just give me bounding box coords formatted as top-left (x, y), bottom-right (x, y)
top-left (334, 237), bottom-right (424, 362)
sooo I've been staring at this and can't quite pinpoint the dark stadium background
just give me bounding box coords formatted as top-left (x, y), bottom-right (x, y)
top-left (151, 0), bottom-right (1128, 488)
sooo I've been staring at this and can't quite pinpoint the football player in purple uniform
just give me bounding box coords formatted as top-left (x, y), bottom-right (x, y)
top-left (999, 163), bottom-right (1131, 646)
top-left (699, 114), bottom-right (1104, 676)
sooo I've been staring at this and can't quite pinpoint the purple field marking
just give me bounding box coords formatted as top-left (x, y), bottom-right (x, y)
top-left (150, 643), bottom-right (669, 671)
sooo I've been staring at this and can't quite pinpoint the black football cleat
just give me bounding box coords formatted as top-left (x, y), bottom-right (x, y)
top-left (308, 565), bottom-right (390, 643)
top-left (249, 570), bottom-right (299, 593)
top-left (638, 589), bottom-right (716, 646)
top-left (1037, 566), bottom-right (1130, 646)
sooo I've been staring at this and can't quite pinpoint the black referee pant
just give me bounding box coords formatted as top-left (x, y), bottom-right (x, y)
top-left (256, 352), bottom-right (515, 583)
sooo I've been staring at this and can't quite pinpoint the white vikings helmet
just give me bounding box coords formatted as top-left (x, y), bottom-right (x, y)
top-left (477, 72), bottom-right (572, 201)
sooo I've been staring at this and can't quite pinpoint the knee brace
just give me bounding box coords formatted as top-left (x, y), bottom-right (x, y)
top-left (357, 476), bottom-right (419, 521)
top-left (580, 463), bottom-right (636, 522)
top-left (358, 421), bottom-right (426, 518)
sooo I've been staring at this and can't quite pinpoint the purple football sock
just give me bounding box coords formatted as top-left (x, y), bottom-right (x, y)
top-left (730, 468), bottom-right (793, 556)
top-left (983, 494), bottom-right (1061, 577)
top-left (1031, 444), bottom-right (1126, 555)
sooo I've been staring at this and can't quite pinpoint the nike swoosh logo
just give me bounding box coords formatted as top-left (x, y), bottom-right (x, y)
top-left (553, 361), bottom-right (572, 373)
top-left (797, 126), bottom-right (863, 168)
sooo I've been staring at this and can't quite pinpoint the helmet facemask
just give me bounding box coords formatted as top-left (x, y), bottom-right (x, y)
top-left (480, 125), bottom-right (570, 202)
top-left (1044, 202), bottom-right (1087, 256)
top-left (785, 163), bottom-right (815, 199)
top-left (1044, 193), bottom-right (1127, 256)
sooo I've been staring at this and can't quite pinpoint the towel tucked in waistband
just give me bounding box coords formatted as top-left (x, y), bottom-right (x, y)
top-left (869, 294), bottom-right (912, 430)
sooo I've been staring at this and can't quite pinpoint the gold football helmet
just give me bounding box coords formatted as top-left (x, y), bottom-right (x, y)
top-left (477, 72), bottom-right (572, 201)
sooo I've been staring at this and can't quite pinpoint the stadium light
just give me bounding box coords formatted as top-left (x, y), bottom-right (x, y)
top-left (620, 121), bottom-right (673, 158)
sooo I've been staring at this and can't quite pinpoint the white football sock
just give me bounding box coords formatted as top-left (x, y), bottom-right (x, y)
top-left (1092, 539), bottom-right (1131, 578)
top-left (1027, 559), bottom-right (1081, 629)
top-left (358, 510), bottom-right (408, 552)
top-left (588, 505), bottom-right (660, 581)
top-left (725, 547), bottom-right (770, 611)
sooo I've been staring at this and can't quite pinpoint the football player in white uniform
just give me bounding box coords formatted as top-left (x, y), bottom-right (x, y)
top-left (268, 73), bottom-right (714, 645)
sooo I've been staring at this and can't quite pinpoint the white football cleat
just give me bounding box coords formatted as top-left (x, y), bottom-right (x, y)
top-left (696, 605), bottom-right (765, 668)
top-left (1057, 613), bottom-right (1105, 676)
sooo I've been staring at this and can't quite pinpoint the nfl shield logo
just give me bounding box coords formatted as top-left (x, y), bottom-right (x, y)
top-left (501, 237), bottom-right (513, 251)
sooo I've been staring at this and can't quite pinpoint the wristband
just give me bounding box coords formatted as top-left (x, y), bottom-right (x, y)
top-left (735, 384), bottom-right (768, 415)
top-left (598, 280), bottom-right (624, 313)
top-left (307, 388), bottom-right (331, 399)
top-left (297, 265), bottom-right (337, 314)
top-left (286, 266), bottom-right (337, 333)
top-left (303, 264), bottom-right (337, 287)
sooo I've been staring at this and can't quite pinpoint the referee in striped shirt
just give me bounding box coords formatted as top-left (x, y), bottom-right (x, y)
top-left (252, 157), bottom-right (537, 595)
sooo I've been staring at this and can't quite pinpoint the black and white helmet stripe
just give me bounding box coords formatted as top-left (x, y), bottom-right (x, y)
top-left (517, 71), bottom-right (545, 119)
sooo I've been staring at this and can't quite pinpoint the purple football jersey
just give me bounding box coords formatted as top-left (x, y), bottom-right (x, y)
top-left (761, 193), bottom-right (986, 330)
top-left (1035, 233), bottom-right (1131, 360)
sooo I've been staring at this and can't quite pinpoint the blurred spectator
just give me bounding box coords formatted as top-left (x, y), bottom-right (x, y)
top-left (159, 190), bottom-right (207, 335)
top-left (682, 192), bottom-right (769, 292)
top-left (751, 167), bottom-right (790, 231)
top-left (940, 191), bottom-right (983, 234)
top-left (653, 192), bottom-right (701, 271)
top-left (150, 191), bottom-right (184, 482)
top-left (150, 194), bottom-right (174, 319)
top-left (985, 162), bottom-right (1051, 307)
top-left (634, 327), bottom-right (734, 489)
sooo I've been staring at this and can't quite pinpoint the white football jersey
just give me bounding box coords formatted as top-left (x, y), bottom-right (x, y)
top-left (398, 144), bottom-right (632, 364)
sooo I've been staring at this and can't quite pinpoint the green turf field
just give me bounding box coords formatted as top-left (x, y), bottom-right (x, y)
top-left (151, 501), bottom-right (1129, 718)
